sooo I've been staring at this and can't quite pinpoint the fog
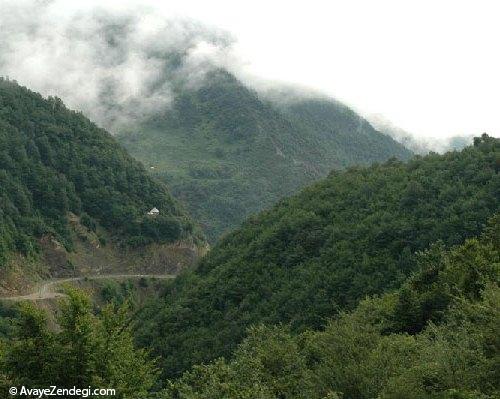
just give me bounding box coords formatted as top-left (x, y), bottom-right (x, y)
top-left (0, 0), bottom-right (238, 131)
top-left (1, 0), bottom-right (497, 150)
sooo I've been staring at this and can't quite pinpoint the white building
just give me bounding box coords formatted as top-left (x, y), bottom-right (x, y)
top-left (147, 207), bottom-right (160, 216)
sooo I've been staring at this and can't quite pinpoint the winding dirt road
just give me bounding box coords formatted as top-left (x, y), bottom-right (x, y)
top-left (0, 274), bottom-right (175, 301)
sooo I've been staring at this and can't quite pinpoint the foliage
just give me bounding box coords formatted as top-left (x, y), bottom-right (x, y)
top-left (1, 123), bottom-right (498, 398)
top-left (136, 136), bottom-right (499, 377)
top-left (100, 280), bottom-right (136, 306)
top-left (0, 289), bottom-right (157, 398)
top-left (118, 71), bottom-right (412, 242)
top-left (162, 216), bottom-right (500, 398)
top-left (0, 302), bottom-right (18, 338)
top-left (0, 78), bottom-right (201, 267)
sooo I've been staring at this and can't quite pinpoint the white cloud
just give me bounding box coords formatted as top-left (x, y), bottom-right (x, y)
top-left (1, 0), bottom-right (498, 140)
top-left (146, 0), bottom-right (500, 139)
top-left (0, 0), bottom-right (235, 131)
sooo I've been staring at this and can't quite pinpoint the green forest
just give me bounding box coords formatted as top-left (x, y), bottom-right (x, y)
top-left (0, 78), bottom-right (498, 399)
top-left (133, 135), bottom-right (499, 378)
top-left (0, 137), bottom-right (498, 398)
top-left (0, 0), bottom-right (499, 395)
top-left (0, 79), bottom-right (200, 268)
top-left (162, 216), bottom-right (499, 398)
top-left (118, 70), bottom-right (412, 242)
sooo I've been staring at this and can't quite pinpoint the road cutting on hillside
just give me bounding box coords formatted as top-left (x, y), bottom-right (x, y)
top-left (0, 274), bottom-right (175, 301)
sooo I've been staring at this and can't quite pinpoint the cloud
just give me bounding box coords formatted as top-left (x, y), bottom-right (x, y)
top-left (0, 0), bottom-right (483, 152)
top-left (368, 114), bottom-right (474, 154)
top-left (0, 0), bottom-right (237, 131)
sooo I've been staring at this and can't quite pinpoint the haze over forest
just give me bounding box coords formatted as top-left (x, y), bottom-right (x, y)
top-left (1, 0), bottom-right (498, 151)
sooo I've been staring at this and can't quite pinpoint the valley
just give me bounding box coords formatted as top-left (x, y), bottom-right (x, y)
top-left (0, 79), bottom-right (497, 396)
top-left (118, 71), bottom-right (412, 242)
top-left (0, 33), bottom-right (498, 399)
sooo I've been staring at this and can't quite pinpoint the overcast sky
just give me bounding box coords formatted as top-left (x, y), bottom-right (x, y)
top-left (3, 0), bottom-right (500, 139)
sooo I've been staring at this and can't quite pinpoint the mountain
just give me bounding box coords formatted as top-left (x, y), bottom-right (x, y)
top-left (5, 215), bottom-right (497, 398)
top-left (2, 130), bottom-right (497, 398)
top-left (0, 78), bottom-right (204, 293)
top-left (135, 135), bottom-right (499, 377)
top-left (164, 215), bottom-right (500, 398)
top-left (118, 71), bottom-right (412, 242)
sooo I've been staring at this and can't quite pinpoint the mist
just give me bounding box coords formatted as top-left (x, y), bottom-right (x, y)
top-left (368, 114), bottom-right (475, 154)
top-left (0, 0), bottom-right (238, 131)
top-left (0, 0), bottom-right (486, 152)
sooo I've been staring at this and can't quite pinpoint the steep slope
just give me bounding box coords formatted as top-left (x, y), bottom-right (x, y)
top-left (118, 71), bottom-right (412, 241)
top-left (0, 79), bottom-right (203, 292)
top-left (136, 135), bottom-right (499, 377)
top-left (164, 215), bottom-right (500, 398)
top-left (277, 97), bottom-right (412, 166)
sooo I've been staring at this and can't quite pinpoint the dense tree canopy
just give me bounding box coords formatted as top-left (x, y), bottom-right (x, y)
top-left (1, 123), bottom-right (497, 397)
top-left (2, 215), bottom-right (497, 398)
top-left (163, 215), bottom-right (499, 398)
top-left (136, 136), bottom-right (499, 377)
top-left (0, 78), bottom-right (200, 267)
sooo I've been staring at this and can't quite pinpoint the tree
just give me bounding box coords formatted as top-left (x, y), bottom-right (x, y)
top-left (0, 289), bottom-right (157, 399)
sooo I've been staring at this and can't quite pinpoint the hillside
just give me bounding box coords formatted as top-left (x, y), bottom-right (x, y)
top-left (4, 215), bottom-right (497, 398)
top-left (135, 135), bottom-right (499, 377)
top-left (0, 79), bottom-right (203, 293)
top-left (118, 71), bottom-right (412, 241)
top-left (165, 214), bottom-right (499, 398)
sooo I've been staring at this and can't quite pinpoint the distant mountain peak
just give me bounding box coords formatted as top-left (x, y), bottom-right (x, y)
top-left (118, 71), bottom-right (412, 242)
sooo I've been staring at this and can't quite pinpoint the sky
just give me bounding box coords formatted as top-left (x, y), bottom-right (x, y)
top-left (2, 0), bottom-right (499, 139)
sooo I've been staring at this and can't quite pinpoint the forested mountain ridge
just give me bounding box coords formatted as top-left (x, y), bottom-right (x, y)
top-left (4, 214), bottom-right (497, 398)
top-left (1, 133), bottom-right (497, 398)
top-left (118, 70), bottom-right (412, 242)
top-left (135, 135), bottom-right (499, 377)
top-left (164, 214), bottom-right (500, 398)
top-left (275, 96), bottom-right (409, 166)
top-left (0, 79), bottom-right (203, 292)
